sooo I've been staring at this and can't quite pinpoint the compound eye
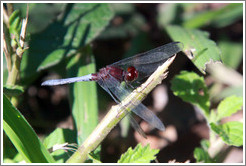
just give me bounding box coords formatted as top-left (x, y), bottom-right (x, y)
top-left (125, 66), bottom-right (138, 82)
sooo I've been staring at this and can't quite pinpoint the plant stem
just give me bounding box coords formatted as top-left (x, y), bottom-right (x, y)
top-left (66, 55), bottom-right (177, 163)
top-left (6, 53), bottom-right (21, 86)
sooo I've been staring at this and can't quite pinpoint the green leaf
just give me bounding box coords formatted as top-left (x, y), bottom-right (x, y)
top-left (210, 121), bottom-right (243, 146)
top-left (3, 94), bottom-right (55, 163)
top-left (43, 128), bottom-right (77, 163)
top-left (67, 46), bottom-right (98, 145)
top-left (3, 85), bottom-right (24, 97)
top-left (171, 71), bottom-right (210, 118)
top-left (194, 147), bottom-right (212, 163)
top-left (20, 3), bottom-right (114, 84)
top-left (118, 144), bottom-right (159, 163)
top-left (9, 10), bottom-right (22, 38)
top-left (217, 96), bottom-right (243, 121)
top-left (166, 25), bottom-right (222, 74)
top-left (183, 4), bottom-right (243, 29)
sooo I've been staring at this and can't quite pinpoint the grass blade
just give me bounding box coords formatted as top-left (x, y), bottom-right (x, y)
top-left (3, 94), bottom-right (55, 163)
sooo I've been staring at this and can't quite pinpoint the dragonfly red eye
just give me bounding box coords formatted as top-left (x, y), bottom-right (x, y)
top-left (125, 66), bottom-right (138, 82)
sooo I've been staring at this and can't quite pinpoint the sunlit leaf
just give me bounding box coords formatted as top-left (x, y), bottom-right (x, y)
top-left (118, 144), bottom-right (159, 163)
top-left (217, 96), bottom-right (243, 121)
top-left (166, 25), bottom-right (222, 74)
top-left (210, 121), bottom-right (243, 146)
top-left (171, 71), bottom-right (210, 118)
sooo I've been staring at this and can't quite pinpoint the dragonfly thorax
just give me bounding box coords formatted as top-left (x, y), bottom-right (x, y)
top-left (92, 66), bottom-right (124, 82)
top-left (91, 66), bottom-right (138, 83)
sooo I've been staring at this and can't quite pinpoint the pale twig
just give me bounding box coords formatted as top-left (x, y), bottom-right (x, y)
top-left (19, 4), bottom-right (29, 49)
top-left (208, 137), bottom-right (227, 158)
top-left (3, 7), bottom-right (9, 26)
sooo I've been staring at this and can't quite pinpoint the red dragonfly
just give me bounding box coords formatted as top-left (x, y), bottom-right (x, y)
top-left (42, 42), bottom-right (183, 134)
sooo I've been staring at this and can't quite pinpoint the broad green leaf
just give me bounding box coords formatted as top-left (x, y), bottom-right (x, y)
top-left (20, 3), bottom-right (114, 84)
top-left (166, 25), bottom-right (222, 74)
top-left (219, 40), bottom-right (243, 69)
top-left (3, 85), bottom-right (24, 97)
top-left (3, 94), bottom-right (55, 163)
top-left (210, 121), bottom-right (243, 146)
top-left (118, 144), bottom-right (159, 163)
top-left (194, 147), bottom-right (212, 163)
top-left (67, 46), bottom-right (98, 145)
top-left (43, 128), bottom-right (77, 163)
top-left (171, 71), bottom-right (210, 118)
top-left (37, 3), bottom-right (114, 71)
top-left (217, 96), bottom-right (243, 121)
top-left (183, 3), bottom-right (243, 29)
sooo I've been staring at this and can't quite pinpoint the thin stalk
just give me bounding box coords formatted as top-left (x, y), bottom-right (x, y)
top-left (66, 55), bottom-right (177, 163)
top-left (6, 53), bottom-right (21, 85)
top-left (6, 4), bottom-right (28, 86)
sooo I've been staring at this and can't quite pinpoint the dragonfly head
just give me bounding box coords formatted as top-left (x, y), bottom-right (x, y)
top-left (125, 66), bottom-right (138, 82)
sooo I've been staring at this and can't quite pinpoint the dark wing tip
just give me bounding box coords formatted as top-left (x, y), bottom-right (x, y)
top-left (172, 41), bottom-right (184, 51)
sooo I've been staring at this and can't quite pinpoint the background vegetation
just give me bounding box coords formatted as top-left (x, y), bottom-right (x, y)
top-left (3, 3), bottom-right (243, 163)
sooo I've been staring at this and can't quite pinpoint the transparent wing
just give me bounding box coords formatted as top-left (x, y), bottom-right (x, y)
top-left (98, 74), bottom-right (165, 131)
top-left (110, 42), bottom-right (183, 80)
